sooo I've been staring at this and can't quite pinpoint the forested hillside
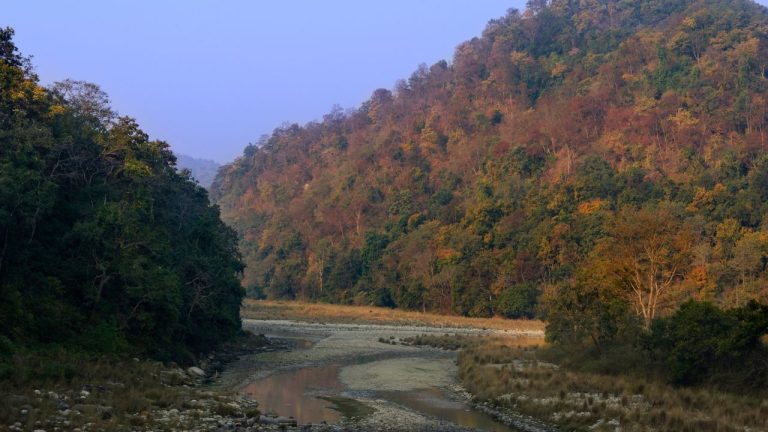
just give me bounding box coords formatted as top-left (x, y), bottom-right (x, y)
top-left (0, 29), bottom-right (244, 361)
top-left (212, 0), bottom-right (768, 320)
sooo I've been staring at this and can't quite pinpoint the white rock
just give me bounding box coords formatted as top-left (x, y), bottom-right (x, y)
top-left (187, 366), bottom-right (205, 377)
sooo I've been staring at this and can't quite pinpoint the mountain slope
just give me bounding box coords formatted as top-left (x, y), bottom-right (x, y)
top-left (212, 0), bottom-right (768, 317)
top-left (177, 153), bottom-right (221, 188)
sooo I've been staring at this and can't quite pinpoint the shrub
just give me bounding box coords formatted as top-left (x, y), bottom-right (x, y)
top-left (646, 300), bottom-right (768, 387)
top-left (496, 283), bottom-right (536, 319)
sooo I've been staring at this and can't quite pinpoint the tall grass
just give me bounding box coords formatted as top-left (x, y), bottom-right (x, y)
top-left (456, 338), bottom-right (768, 431)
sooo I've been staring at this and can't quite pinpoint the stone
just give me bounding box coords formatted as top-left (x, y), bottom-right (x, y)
top-left (72, 404), bottom-right (113, 419)
top-left (276, 416), bottom-right (297, 426)
top-left (258, 416), bottom-right (278, 425)
top-left (187, 366), bottom-right (206, 378)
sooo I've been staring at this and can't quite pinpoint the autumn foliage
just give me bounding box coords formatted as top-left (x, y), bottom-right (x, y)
top-left (212, 0), bottom-right (768, 322)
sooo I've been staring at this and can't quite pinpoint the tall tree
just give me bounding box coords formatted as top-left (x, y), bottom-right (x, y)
top-left (595, 207), bottom-right (694, 327)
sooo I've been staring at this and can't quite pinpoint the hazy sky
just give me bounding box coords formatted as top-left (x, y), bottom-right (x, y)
top-left (5, 1), bottom-right (530, 162)
top-left (5, 1), bottom-right (768, 162)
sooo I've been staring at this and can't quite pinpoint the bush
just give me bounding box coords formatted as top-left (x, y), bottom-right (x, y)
top-left (0, 336), bottom-right (14, 358)
top-left (646, 300), bottom-right (768, 387)
top-left (80, 321), bottom-right (129, 354)
top-left (544, 281), bottom-right (638, 350)
top-left (496, 283), bottom-right (536, 319)
top-left (371, 287), bottom-right (395, 308)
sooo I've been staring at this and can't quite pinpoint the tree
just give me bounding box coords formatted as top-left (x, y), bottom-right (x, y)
top-left (646, 300), bottom-right (768, 386)
top-left (0, 30), bottom-right (244, 360)
top-left (596, 206), bottom-right (693, 327)
top-left (50, 79), bottom-right (115, 128)
top-left (545, 277), bottom-right (636, 350)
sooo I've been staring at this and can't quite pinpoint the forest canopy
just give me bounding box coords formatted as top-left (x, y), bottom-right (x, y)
top-left (0, 28), bottom-right (244, 362)
top-left (212, 0), bottom-right (768, 323)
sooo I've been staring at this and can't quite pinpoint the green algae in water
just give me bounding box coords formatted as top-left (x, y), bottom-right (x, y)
top-left (319, 395), bottom-right (375, 420)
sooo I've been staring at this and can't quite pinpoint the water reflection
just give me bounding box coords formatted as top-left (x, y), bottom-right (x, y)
top-left (380, 388), bottom-right (514, 432)
top-left (242, 365), bottom-right (344, 424)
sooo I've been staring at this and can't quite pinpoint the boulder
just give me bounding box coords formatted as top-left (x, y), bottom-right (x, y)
top-left (186, 366), bottom-right (205, 378)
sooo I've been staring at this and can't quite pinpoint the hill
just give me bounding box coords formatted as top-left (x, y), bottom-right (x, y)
top-left (0, 29), bottom-right (244, 361)
top-left (177, 153), bottom-right (221, 188)
top-left (211, 0), bottom-right (768, 319)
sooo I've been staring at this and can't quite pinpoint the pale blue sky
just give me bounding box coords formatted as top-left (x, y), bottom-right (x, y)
top-left (5, 1), bottom-right (768, 162)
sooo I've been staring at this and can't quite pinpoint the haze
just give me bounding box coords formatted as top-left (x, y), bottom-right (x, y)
top-left (4, 1), bottom-right (540, 163)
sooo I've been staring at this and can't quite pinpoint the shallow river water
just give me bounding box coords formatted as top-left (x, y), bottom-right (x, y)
top-left (222, 320), bottom-right (538, 431)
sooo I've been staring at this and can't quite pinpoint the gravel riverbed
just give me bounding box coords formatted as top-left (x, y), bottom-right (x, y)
top-left (210, 319), bottom-right (546, 432)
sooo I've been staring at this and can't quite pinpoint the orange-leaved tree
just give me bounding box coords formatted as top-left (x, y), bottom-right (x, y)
top-left (595, 206), bottom-right (694, 328)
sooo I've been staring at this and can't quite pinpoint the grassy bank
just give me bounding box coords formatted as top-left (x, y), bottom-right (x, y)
top-left (433, 336), bottom-right (768, 432)
top-left (0, 333), bottom-right (269, 431)
top-left (242, 299), bottom-right (544, 333)
top-left (398, 333), bottom-right (768, 431)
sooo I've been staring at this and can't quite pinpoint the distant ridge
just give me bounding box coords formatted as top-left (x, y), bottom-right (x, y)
top-left (177, 154), bottom-right (221, 188)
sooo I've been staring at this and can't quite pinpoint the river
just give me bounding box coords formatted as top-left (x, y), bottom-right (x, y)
top-left (217, 319), bottom-right (542, 431)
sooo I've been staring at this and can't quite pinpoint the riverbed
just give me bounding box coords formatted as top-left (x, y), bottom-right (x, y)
top-left (218, 319), bottom-right (543, 431)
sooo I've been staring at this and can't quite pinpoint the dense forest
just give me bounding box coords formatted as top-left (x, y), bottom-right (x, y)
top-left (212, 0), bottom-right (768, 324)
top-left (0, 29), bottom-right (244, 362)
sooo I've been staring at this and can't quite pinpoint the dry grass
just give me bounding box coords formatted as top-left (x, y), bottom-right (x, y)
top-left (457, 338), bottom-right (768, 432)
top-left (1, 353), bottom-right (184, 430)
top-left (399, 333), bottom-right (543, 351)
top-left (242, 299), bottom-right (545, 333)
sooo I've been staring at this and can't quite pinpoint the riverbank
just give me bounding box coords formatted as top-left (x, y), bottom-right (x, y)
top-left (214, 317), bottom-right (547, 432)
top-left (0, 351), bottom-right (262, 431)
top-left (0, 332), bottom-right (286, 432)
top-left (242, 300), bottom-right (544, 333)
top-left (1, 301), bottom-right (546, 432)
top-left (403, 333), bottom-right (768, 432)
